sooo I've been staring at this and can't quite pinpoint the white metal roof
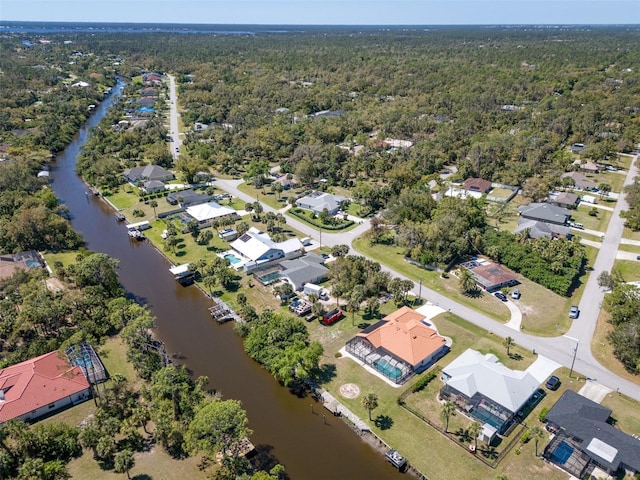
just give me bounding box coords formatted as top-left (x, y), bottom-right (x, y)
top-left (186, 202), bottom-right (236, 222)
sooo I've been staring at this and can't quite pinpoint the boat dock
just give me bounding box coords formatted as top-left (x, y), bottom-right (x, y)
top-left (208, 296), bottom-right (241, 323)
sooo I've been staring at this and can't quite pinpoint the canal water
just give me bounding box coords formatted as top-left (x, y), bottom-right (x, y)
top-left (49, 81), bottom-right (404, 480)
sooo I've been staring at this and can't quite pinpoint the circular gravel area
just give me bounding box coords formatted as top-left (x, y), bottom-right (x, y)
top-left (339, 383), bottom-right (360, 399)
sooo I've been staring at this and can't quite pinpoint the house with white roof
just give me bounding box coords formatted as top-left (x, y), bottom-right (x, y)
top-left (440, 348), bottom-right (541, 434)
top-left (231, 228), bottom-right (303, 272)
top-left (296, 191), bottom-right (345, 215)
top-left (185, 202), bottom-right (239, 227)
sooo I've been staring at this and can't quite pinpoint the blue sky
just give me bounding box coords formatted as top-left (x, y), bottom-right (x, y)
top-left (2, 0), bottom-right (639, 25)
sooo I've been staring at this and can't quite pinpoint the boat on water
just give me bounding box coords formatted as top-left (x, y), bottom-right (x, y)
top-left (127, 229), bottom-right (145, 240)
top-left (385, 449), bottom-right (407, 470)
top-left (115, 212), bottom-right (126, 222)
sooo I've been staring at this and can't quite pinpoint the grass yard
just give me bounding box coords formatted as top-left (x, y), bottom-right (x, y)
top-left (488, 187), bottom-right (516, 200)
top-left (623, 226), bottom-right (640, 242)
top-left (236, 179), bottom-right (299, 210)
top-left (353, 236), bottom-right (577, 333)
top-left (309, 308), bottom-right (575, 480)
top-left (612, 259), bottom-right (640, 282)
top-left (570, 204), bottom-right (612, 232)
top-left (591, 309), bottom-right (640, 385)
top-left (617, 243), bottom-right (640, 254)
top-left (43, 250), bottom-right (82, 269)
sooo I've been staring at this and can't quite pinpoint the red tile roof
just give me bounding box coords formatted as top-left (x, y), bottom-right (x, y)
top-left (357, 306), bottom-right (446, 366)
top-left (0, 351), bottom-right (89, 423)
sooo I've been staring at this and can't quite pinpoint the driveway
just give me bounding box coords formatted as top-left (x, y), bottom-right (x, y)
top-left (578, 380), bottom-right (612, 403)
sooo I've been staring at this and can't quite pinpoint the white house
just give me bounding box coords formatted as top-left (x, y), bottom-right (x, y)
top-left (231, 228), bottom-right (303, 272)
top-left (185, 202), bottom-right (239, 227)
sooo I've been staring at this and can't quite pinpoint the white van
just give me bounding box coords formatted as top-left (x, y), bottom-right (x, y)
top-left (573, 223), bottom-right (584, 230)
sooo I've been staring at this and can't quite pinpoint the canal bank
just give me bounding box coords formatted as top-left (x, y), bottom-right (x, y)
top-left (49, 80), bottom-right (405, 480)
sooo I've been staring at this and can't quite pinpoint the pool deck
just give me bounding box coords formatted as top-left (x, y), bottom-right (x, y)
top-left (339, 347), bottom-right (405, 388)
top-left (218, 250), bottom-right (248, 270)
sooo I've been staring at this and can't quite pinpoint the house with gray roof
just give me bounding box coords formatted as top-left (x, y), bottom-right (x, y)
top-left (296, 191), bottom-right (345, 215)
top-left (440, 348), bottom-right (541, 434)
top-left (544, 390), bottom-right (640, 478)
top-left (124, 165), bottom-right (174, 183)
top-left (277, 253), bottom-right (329, 290)
top-left (514, 219), bottom-right (572, 240)
top-left (141, 180), bottom-right (166, 194)
top-left (550, 191), bottom-right (580, 209)
top-left (166, 189), bottom-right (213, 207)
top-left (518, 203), bottom-right (571, 226)
top-left (561, 171), bottom-right (598, 191)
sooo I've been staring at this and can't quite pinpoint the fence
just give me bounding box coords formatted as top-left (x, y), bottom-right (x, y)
top-left (397, 385), bottom-right (527, 469)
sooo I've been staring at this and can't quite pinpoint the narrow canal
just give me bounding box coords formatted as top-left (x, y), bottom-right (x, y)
top-left (50, 81), bottom-right (405, 480)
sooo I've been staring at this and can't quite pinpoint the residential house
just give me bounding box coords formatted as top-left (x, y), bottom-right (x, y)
top-left (346, 306), bottom-right (449, 385)
top-left (0, 251), bottom-right (44, 281)
top-left (573, 159), bottom-right (601, 174)
top-left (382, 138), bottom-right (414, 149)
top-left (518, 203), bottom-right (572, 226)
top-left (296, 191), bottom-right (345, 215)
top-left (543, 390), bottom-right (640, 478)
top-left (462, 178), bottom-right (493, 194)
top-left (139, 87), bottom-right (158, 96)
top-left (561, 172), bottom-right (598, 191)
top-left (231, 227), bottom-right (303, 273)
top-left (0, 351), bottom-right (91, 425)
top-left (274, 175), bottom-right (298, 190)
top-left (514, 219), bottom-right (572, 240)
top-left (166, 189), bottom-right (213, 207)
top-left (141, 180), bottom-right (166, 194)
top-left (194, 122), bottom-right (209, 131)
top-left (184, 202), bottom-right (239, 227)
top-left (277, 253), bottom-right (328, 290)
top-left (550, 192), bottom-right (580, 209)
top-left (464, 261), bottom-right (518, 292)
top-left (440, 349), bottom-right (540, 434)
top-left (124, 165), bottom-right (174, 183)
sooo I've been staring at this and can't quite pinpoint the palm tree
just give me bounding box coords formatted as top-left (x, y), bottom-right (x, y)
top-left (503, 336), bottom-right (515, 357)
top-left (529, 425), bottom-right (545, 456)
top-left (458, 268), bottom-right (477, 294)
top-left (440, 401), bottom-right (456, 432)
top-left (362, 393), bottom-right (379, 421)
top-left (149, 199), bottom-right (158, 219)
top-left (114, 449), bottom-right (135, 479)
top-left (468, 421), bottom-right (482, 451)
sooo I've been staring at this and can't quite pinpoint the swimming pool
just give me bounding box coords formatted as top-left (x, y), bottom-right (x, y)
top-left (258, 271), bottom-right (282, 284)
top-left (550, 441), bottom-right (574, 465)
top-left (224, 253), bottom-right (242, 265)
top-left (374, 358), bottom-right (403, 381)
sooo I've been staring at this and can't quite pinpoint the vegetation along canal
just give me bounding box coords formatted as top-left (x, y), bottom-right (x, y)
top-left (49, 81), bottom-right (404, 479)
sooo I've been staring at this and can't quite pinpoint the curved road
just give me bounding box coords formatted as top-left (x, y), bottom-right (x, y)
top-left (167, 74), bottom-right (640, 401)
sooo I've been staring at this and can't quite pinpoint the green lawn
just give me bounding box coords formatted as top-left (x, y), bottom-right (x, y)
top-left (43, 250), bottom-right (82, 269)
top-left (570, 204), bottom-right (612, 232)
top-left (351, 236), bottom-right (581, 332)
top-left (623, 227), bottom-right (640, 242)
top-left (310, 309), bottom-right (572, 480)
top-left (612, 259), bottom-right (640, 282)
top-left (236, 179), bottom-right (299, 210)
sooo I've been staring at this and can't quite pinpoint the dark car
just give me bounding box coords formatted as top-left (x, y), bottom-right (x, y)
top-left (545, 375), bottom-right (561, 390)
top-left (494, 292), bottom-right (508, 302)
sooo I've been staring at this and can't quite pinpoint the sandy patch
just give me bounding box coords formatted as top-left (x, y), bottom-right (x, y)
top-left (339, 383), bottom-right (360, 399)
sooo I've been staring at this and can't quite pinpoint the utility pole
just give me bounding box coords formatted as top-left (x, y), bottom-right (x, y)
top-left (569, 341), bottom-right (579, 378)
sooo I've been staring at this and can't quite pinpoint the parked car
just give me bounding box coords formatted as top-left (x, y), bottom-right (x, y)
top-left (545, 375), bottom-right (561, 391)
top-left (636, 255), bottom-right (640, 261)
top-left (511, 289), bottom-right (521, 300)
top-left (494, 292), bottom-right (508, 302)
top-left (569, 306), bottom-right (580, 319)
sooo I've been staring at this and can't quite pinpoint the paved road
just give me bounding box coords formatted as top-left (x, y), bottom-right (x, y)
top-left (167, 74), bottom-right (182, 158)
top-left (169, 82), bottom-right (640, 401)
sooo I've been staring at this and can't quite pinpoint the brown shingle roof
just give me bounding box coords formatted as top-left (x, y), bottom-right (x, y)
top-left (357, 306), bottom-right (446, 366)
top-left (462, 178), bottom-right (492, 193)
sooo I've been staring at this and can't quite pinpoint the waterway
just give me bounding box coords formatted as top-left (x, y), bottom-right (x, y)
top-left (49, 80), bottom-right (404, 479)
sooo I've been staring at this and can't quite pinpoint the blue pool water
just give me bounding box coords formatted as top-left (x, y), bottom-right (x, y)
top-left (259, 272), bottom-right (282, 283)
top-left (224, 253), bottom-right (241, 265)
top-left (550, 441), bottom-right (574, 465)
top-left (374, 358), bottom-right (402, 380)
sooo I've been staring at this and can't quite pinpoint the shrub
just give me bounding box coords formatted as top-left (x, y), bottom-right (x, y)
top-left (521, 430), bottom-right (531, 444)
top-left (412, 369), bottom-right (439, 393)
top-left (538, 407), bottom-right (549, 422)
top-left (132, 209), bottom-right (145, 217)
